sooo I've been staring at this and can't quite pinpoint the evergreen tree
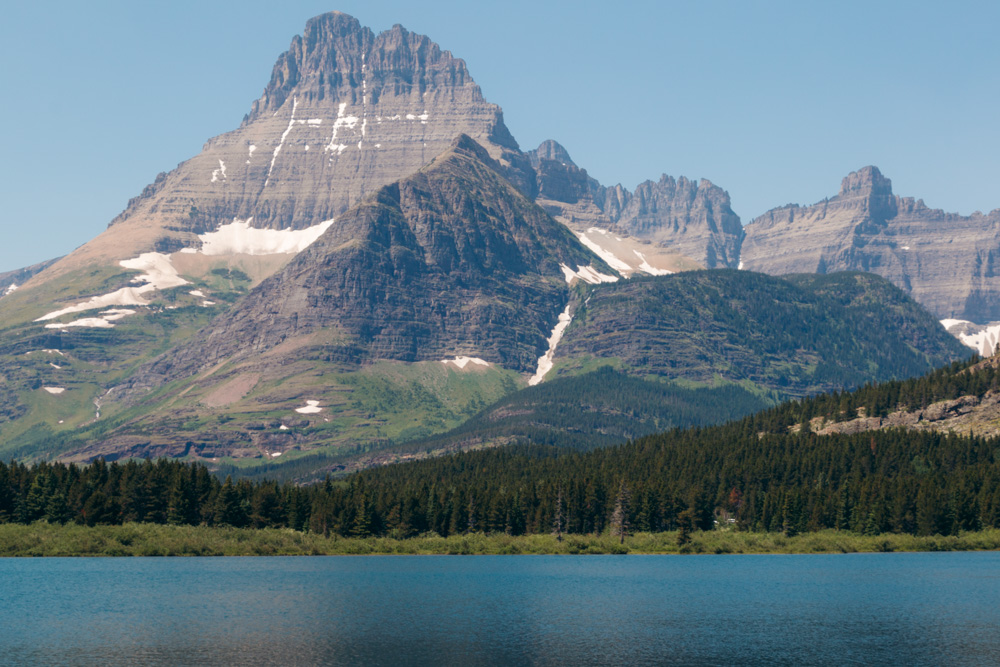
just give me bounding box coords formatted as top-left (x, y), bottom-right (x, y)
top-left (214, 477), bottom-right (246, 527)
top-left (552, 488), bottom-right (565, 542)
top-left (610, 481), bottom-right (631, 544)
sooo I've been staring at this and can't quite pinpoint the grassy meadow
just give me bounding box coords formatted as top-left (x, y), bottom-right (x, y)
top-left (3, 522), bottom-right (1000, 557)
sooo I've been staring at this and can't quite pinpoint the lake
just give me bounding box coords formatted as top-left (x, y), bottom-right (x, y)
top-left (2, 553), bottom-right (999, 665)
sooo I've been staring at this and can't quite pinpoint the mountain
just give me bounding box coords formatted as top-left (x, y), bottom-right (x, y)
top-left (120, 135), bottom-right (606, 394)
top-left (528, 140), bottom-right (743, 273)
top-left (223, 270), bottom-right (967, 480)
top-left (26, 11), bottom-right (532, 290)
top-left (0, 258), bottom-right (60, 298)
top-left (25, 136), bottom-right (613, 465)
top-left (551, 270), bottom-right (968, 398)
top-left (0, 12), bottom-right (976, 480)
top-left (0, 12), bottom-right (542, 464)
top-left (741, 166), bottom-right (1000, 322)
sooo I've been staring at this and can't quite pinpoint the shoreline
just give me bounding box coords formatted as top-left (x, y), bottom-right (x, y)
top-left (2, 523), bottom-right (999, 557)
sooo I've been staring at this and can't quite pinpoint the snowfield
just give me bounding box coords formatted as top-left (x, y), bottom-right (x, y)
top-left (197, 218), bottom-right (335, 256)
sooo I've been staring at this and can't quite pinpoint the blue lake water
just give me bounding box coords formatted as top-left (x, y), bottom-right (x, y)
top-left (2, 553), bottom-right (1000, 665)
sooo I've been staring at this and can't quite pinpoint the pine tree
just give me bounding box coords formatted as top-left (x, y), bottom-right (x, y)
top-left (676, 507), bottom-right (695, 546)
top-left (466, 495), bottom-right (478, 534)
top-left (610, 481), bottom-right (631, 544)
top-left (214, 477), bottom-right (246, 527)
top-left (351, 495), bottom-right (372, 538)
top-left (44, 491), bottom-right (70, 524)
top-left (552, 488), bottom-right (565, 542)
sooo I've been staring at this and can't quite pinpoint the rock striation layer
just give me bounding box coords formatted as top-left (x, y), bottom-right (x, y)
top-left (528, 140), bottom-right (744, 270)
top-left (32, 12), bottom-right (531, 283)
top-left (741, 166), bottom-right (1000, 321)
top-left (554, 270), bottom-right (968, 398)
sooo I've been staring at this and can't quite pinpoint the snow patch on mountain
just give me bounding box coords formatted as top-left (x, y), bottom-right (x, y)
top-left (295, 400), bottom-right (323, 414)
top-left (266, 97), bottom-right (298, 185)
top-left (573, 228), bottom-right (677, 277)
top-left (36, 252), bottom-right (190, 324)
top-left (37, 287), bottom-right (152, 322)
top-left (35, 216), bottom-right (333, 329)
top-left (577, 229), bottom-right (634, 274)
top-left (325, 102), bottom-right (359, 156)
top-left (529, 303), bottom-right (573, 386)
top-left (211, 159), bottom-right (227, 183)
top-left (560, 264), bottom-right (619, 285)
top-left (633, 251), bottom-right (672, 276)
top-left (120, 253), bottom-right (189, 290)
top-left (197, 218), bottom-right (334, 256)
top-left (941, 319), bottom-right (1000, 356)
top-left (441, 356), bottom-right (490, 369)
top-left (45, 317), bottom-right (115, 330)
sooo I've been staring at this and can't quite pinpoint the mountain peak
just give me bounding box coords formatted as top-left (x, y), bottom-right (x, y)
top-left (449, 134), bottom-right (496, 163)
top-left (249, 12), bottom-right (479, 123)
top-left (839, 166), bottom-right (893, 198)
top-left (303, 11), bottom-right (364, 37)
top-left (30, 11), bottom-right (525, 286)
top-left (528, 140), bottom-right (577, 168)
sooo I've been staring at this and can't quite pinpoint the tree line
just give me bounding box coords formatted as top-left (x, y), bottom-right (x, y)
top-left (3, 356), bottom-right (999, 539)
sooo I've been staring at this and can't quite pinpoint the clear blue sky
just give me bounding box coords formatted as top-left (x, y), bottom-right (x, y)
top-left (2, 0), bottom-right (998, 273)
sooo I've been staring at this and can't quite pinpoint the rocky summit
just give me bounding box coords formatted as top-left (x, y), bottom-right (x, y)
top-left (741, 166), bottom-right (1000, 322)
top-left (31, 11), bottom-right (531, 284)
top-left (529, 140), bottom-right (743, 273)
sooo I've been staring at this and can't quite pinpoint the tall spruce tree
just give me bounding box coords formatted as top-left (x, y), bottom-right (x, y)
top-left (610, 481), bottom-right (631, 544)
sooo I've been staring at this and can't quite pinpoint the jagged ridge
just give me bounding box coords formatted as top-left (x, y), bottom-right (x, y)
top-left (742, 166), bottom-right (1000, 321)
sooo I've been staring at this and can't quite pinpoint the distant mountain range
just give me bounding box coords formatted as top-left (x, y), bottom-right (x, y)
top-left (0, 11), bottom-right (991, 478)
top-left (742, 166), bottom-right (1000, 322)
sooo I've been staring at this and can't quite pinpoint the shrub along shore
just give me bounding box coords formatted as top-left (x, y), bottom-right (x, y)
top-left (2, 522), bottom-right (1000, 557)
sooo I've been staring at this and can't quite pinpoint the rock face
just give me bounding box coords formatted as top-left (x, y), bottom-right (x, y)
top-left (812, 391), bottom-right (1000, 439)
top-left (32, 12), bottom-right (531, 282)
top-left (528, 140), bottom-right (744, 270)
top-left (116, 136), bottom-right (606, 401)
top-left (741, 166), bottom-right (1000, 321)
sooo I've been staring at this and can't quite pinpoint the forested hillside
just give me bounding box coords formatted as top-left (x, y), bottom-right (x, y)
top-left (396, 366), bottom-right (776, 452)
top-left (556, 270), bottom-right (968, 397)
top-left (4, 357), bottom-right (1000, 539)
